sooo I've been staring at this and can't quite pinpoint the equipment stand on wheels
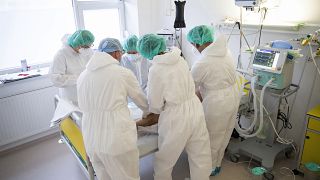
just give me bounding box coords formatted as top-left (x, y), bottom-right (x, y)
top-left (228, 84), bottom-right (299, 180)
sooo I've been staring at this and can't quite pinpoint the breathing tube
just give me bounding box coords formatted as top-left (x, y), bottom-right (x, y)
top-left (235, 77), bottom-right (273, 138)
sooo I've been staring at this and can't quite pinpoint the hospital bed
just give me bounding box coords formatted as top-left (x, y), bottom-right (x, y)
top-left (51, 96), bottom-right (158, 180)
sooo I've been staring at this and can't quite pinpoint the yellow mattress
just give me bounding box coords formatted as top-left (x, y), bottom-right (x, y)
top-left (60, 117), bottom-right (87, 165)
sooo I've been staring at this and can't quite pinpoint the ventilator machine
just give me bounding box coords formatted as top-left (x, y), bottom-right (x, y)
top-left (229, 42), bottom-right (299, 180)
top-left (252, 46), bottom-right (294, 90)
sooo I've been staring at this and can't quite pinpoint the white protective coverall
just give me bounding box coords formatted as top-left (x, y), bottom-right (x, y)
top-left (191, 35), bottom-right (240, 169)
top-left (121, 53), bottom-right (151, 93)
top-left (49, 44), bottom-right (92, 103)
top-left (148, 47), bottom-right (212, 180)
top-left (77, 51), bottom-right (148, 180)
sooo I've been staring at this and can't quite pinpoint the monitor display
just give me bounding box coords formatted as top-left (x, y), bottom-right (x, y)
top-left (253, 49), bottom-right (280, 68)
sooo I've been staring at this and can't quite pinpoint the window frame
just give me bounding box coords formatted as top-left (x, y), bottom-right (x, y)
top-left (72, 0), bottom-right (126, 39)
top-left (0, 1), bottom-right (76, 74)
top-left (0, 0), bottom-right (126, 75)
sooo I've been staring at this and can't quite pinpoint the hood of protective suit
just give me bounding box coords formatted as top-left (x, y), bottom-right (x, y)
top-left (61, 44), bottom-right (78, 57)
top-left (86, 51), bottom-right (119, 71)
top-left (201, 35), bottom-right (227, 57)
top-left (152, 47), bottom-right (182, 65)
top-left (61, 34), bottom-right (71, 46)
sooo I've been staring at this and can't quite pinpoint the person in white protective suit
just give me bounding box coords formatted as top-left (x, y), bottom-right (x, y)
top-left (49, 30), bottom-right (95, 103)
top-left (187, 25), bottom-right (240, 176)
top-left (77, 38), bottom-right (149, 180)
top-left (137, 34), bottom-right (212, 180)
top-left (121, 35), bottom-right (151, 93)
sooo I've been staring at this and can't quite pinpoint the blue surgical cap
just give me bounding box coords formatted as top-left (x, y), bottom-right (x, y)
top-left (98, 38), bottom-right (123, 53)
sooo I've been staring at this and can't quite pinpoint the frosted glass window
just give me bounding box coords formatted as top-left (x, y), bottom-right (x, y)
top-left (0, 0), bottom-right (75, 70)
top-left (83, 9), bottom-right (121, 49)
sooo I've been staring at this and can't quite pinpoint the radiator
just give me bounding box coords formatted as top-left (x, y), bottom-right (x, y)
top-left (0, 85), bottom-right (58, 149)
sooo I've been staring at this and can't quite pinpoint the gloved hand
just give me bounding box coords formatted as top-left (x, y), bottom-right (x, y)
top-left (136, 113), bottom-right (159, 127)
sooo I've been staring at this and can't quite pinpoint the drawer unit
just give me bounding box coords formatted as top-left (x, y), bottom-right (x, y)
top-left (298, 105), bottom-right (320, 171)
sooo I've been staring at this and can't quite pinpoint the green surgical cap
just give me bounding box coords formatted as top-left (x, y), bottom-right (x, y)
top-left (68, 30), bottom-right (95, 48)
top-left (123, 35), bottom-right (139, 52)
top-left (187, 25), bottom-right (214, 46)
top-left (137, 34), bottom-right (166, 60)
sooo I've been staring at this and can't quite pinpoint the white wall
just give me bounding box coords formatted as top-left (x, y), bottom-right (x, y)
top-left (133, 0), bottom-right (320, 150)
top-left (125, 0), bottom-right (159, 36)
top-left (124, 0), bottom-right (139, 36)
top-left (136, 0), bottom-right (158, 35)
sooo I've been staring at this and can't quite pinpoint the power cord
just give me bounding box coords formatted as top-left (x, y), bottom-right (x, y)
top-left (174, 28), bottom-right (185, 58)
top-left (174, 28), bottom-right (182, 49)
top-left (308, 42), bottom-right (320, 77)
top-left (278, 111), bottom-right (292, 134)
top-left (258, 7), bottom-right (268, 46)
top-left (278, 98), bottom-right (292, 134)
top-left (252, 87), bottom-right (297, 153)
top-left (279, 167), bottom-right (296, 180)
top-left (264, 104), bottom-right (297, 153)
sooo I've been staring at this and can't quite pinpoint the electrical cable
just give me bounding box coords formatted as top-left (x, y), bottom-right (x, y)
top-left (239, 78), bottom-right (297, 152)
top-left (236, 21), bottom-right (253, 52)
top-left (247, 154), bottom-right (254, 171)
top-left (288, 49), bottom-right (308, 120)
top-left (235, 78), bottom-right (273, 137)
top-left (278, 111), bottom-right (292, 134)
top-left (278, 98), bottom-right (292, 134)
top-left (227, 21), bottom-right (255, 53)
top-left (308, 42), bottom-right (320, 77)
top-left (258, 88), bottom-right (297, 152)
top-left (224, 157), bottom-right (296, 179)
top-left (287, 39), bottom-right (319, 135)
top-left (235, 77), bottom-right (258, 134)
top-left (227, 22), bottom-right (238, 42)
top-left (223, 155), bottom-right (259, 167)
top-left (237, 8), bottom-right (243, 69)
top-left (258, 8), bottom-right (268, 46)
top-left (235, 76), bottom-right (296, 152)
top-left (253, 6), bottom-right (265, 48)
top-left (174, 28), bottom-right (185, 58)
top-left (279, 167), bottom-right (296, 180)
top-left (175, 28), bottom-right (182, 49)
top-left (263, 103), bottom-right (297, 153)
top-left (227, 31), bottom-right (260, 36)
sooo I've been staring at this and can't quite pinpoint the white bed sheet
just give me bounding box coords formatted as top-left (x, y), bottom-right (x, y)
top-left (53, 98), bottom-right (158, 157)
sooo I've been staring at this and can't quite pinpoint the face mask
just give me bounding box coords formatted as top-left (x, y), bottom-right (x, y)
top-left (79, 48), bottom-right (94, 58)
top-left (127, 53), bottom-right (140, 61)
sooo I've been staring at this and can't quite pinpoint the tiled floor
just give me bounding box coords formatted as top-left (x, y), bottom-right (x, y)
top-left (0, 135), bottom-right (303, 180)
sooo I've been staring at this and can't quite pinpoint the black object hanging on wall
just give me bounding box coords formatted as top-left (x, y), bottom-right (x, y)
top-left (174, 1), bottom-right (186, 28)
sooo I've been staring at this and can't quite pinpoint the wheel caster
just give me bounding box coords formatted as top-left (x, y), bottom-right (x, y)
top-left (292, 169), bottom-right (302, 175)
top-left (263, 172), bottom-right (274, 180)
top-left (229, 153), bottom-right (240, 163)
top-left (285, 150), bottom-right (294, 159)
top-left (58, 139), bottom-right (64, 144)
